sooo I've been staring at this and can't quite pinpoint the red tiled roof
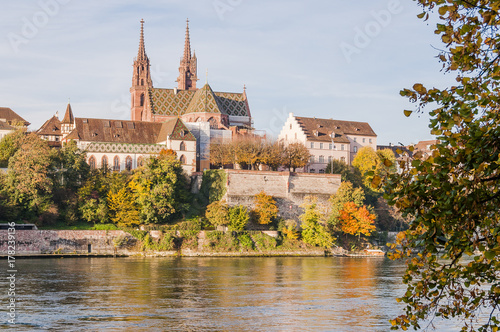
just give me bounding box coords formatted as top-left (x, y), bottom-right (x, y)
top-left (295, 116), bottom-right (376, 143)
top-left (0, 107), bottom-right (30, 126)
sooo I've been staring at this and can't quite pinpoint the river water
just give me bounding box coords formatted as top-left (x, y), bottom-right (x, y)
top-left (1, 256), bottom-right (464, 331)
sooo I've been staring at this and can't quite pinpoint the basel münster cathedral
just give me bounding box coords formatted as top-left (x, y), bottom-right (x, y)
top-left (130, 19), bottom-right (252, 131)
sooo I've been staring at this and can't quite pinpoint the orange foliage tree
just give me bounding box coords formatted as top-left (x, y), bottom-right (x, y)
top-left (339, 202), bottom-right (376, 239)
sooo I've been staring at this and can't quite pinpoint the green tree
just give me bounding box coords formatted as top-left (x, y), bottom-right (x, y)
top-left (325, 159), bottom-right (364, 188)
top-left (227, 205), bottom-right (249, 231)
top-left (253, 191), bottom-right (278, 225)
top-left (385, 2), bottom-right (500, 331)
top-left (0, 129), bottom-right (25, 168)
top-left (77, 168), bottom-right (112, 224)
top-left (4, 133), bottom-right (54, 220)
top-left (300, 196), bottom-right (334, 248)
top-left (132, 154), bottom-right (191, 224)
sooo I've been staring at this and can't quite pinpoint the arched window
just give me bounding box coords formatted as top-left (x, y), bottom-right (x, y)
top-left (101, 155), bottom-right (108, 169)
top-left (180, 141), bottom-right (185, 151)
top-left (353, 146), bottom-right (358, 153)
top-left (113, 156), bottom-right (120, 171)
top-left (195, 117), bottom-right (201, 122)
top-left (140, 93), bottom-right (145, 106)
top-left (137, 156), bottom-right (144, 167)
top-left (180, 155), bottom-right (186, 164)
top-left (125, 156), bottom-right (133, 171)
top-left (208, 117), bottom-right (217, 129)
top-left (89, 156), bottom-right (96, 170)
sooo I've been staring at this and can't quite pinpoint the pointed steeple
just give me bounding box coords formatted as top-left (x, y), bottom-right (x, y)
top-left (137, 19), bottom-right (147, 61)
top-left (131, 19), bottom-right (152, 121)
top-left (177, 18), bottom-right (198, 90)
top-left (61, 103), bottom-right (74, 124)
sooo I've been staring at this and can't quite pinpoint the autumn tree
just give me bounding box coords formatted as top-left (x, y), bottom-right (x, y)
top-left (107, 180), bottom-right (140, 228)
top-left (227, 205), bottom-right (249, 231)
top-left (205, 200), bottom-right (230, 228)
top-left (300, 196), bottom-right (334, 248)
top-left (261, 140), bottom-right (286, 171)
top-left (339, 202), bottom-right (376, 239)
top-left (352, 146), bottom-right (379, 188)
top-left (253, 191), bottom-right (278, 225)
top-left (283, 142), bottom-right (310, 172)
top-left (328, 181), bottom-right (366, 231)
top-left (234, 137), bottom-right (263, 170)
top-left (384, 1), bottom-right (500, 330)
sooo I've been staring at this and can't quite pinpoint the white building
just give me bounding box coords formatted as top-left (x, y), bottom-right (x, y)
top-left (278, 113), bottom-right (377, 173)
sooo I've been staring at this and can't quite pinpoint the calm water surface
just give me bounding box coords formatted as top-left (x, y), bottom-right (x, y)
top-left (1, 257), bottom-right (460, 331)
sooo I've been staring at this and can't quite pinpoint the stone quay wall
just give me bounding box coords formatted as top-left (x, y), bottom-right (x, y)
top-left (223, 170), bottom-right (341, 221)
top-left (0, 230), bottom-right (137, 255)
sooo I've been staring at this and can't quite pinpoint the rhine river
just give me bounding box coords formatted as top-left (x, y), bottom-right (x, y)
top-left (1, 256), bottom-right (464, 331)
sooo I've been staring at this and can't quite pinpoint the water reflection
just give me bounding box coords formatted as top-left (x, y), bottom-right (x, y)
top-left (0, 257), bottom-right (456, 331)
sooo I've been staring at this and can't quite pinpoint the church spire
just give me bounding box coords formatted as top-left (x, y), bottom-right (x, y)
top-left (131, 19), bottom-right (152, 121)
top-left (176, 18), bottom-right (198, 90)
top-left (137, 19), bottom-right (147, 61)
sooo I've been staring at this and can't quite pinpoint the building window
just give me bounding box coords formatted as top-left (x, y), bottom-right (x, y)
top-left (319, 155), bottom-right (325, 163)
top-left (353, 137), bottom-right (357, 142)
top-left (329, 143), bottom-right (333, 150)
top-left (320, 143), bottom-right (323, 149)
top-left (125, 156), bottom-right (133, 171)
top-left (89, 156), bottom-right (96, 170)
top-left (309, 169), bottom-right (315, 173)
top-left (101, 155), bottom-right (108, 169)
top-left (354, 146), bottom-right (358, 153)
top-left (341, 144), bottom-right (344, 151)
top-left (180, 141), bottom-right (185, 151)
top-left (140, 93), bottom-right (145, 106)
top-left (310, 142), bottom-right (314, 149)
top-left (328, 156), bottom-right (333, 164)
top-left (369, 138), bottom-right (372, 143)
top-left (113, 156), bottom-right (120, 171)
top-left (363, 138), bottom-right (366, 143)
top-left (137, 156), bottom-right (144, 167)
top-left (319, 169), bottom-right (325, 173)
top-left (180, 155), bottom-right (186, 164)
top-left (310, 156), bottom-right (315, 163)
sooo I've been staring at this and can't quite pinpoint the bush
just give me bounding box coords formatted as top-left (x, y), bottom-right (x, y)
top-left (251, 232), bottom-right (277, 250)
top-left (205, 200), bottom-right (229, 228)
top-left (228, 205), bottom-right (249, 231)
top-left (237, 232), bottom-right (254, 251)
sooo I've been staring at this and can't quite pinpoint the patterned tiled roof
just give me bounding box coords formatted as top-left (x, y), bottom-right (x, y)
top-left (295, 116), bottom-right (377, 143)
top-left (148, 83), bottom-right (250, 117)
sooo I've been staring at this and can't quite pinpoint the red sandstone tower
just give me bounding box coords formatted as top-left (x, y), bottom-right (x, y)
top-left (130, 19), bottom-right (152, 121)
top-left (176, 19), bottom-right (198, 91)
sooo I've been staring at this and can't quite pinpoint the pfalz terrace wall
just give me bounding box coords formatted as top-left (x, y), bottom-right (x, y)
top-left (223, 170), bottom-right (341, 221)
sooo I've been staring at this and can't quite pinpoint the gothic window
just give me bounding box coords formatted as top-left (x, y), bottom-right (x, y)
top-left (141, 79), bottom-right (144, 86)
top-left (208, 117), bottom-right (217, 129)
top-left (113, 156), bottom-right (120, 171)
top-left (195, 117), bottom-right (201, 122)
top-left (137, 156), bottom-right (144, 167)
top-left (89, 156), bottom-right (96, 170)
top-left (140, 93), bottom-right (145, 106)
top-left (319, 155), bottom-right (325, 163)
top-left (101, 155), bottom-right (108, 169)
top-left (125, 156), bottom-right (133, 171)
top-left (180, 141), bottom-right (186, 151)
top-left (180, 155), bottom-right (186, 164)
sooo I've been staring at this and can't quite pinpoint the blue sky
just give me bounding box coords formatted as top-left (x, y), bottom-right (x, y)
top-left (0, 0), bottom-right (452, 145)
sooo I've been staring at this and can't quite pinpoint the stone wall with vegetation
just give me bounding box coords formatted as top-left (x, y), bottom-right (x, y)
top-left (222, 170), bottom-right (341, 220)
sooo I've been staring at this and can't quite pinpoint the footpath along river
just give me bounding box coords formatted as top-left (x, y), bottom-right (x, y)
top-left (1, 256), bottom-right (466, 331)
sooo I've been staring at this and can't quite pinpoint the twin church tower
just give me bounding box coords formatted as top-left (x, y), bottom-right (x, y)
top-left (130, 19), bottom-right (251, 129)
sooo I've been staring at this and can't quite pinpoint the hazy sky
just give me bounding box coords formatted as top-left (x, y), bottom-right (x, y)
top-left (0, 0), bottom-right (453, 145)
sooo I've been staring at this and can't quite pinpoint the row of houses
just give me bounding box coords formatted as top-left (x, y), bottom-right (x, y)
top-left (1, 20), bottom-right (436, 174)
